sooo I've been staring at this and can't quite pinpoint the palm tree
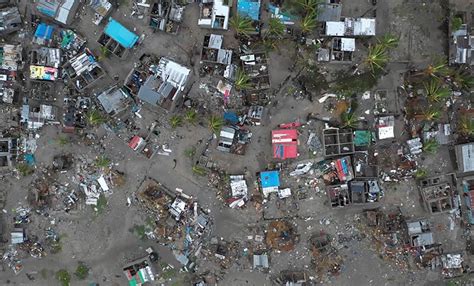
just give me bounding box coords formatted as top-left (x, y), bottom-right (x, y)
top-left (423, 79), bottom-right (451, 103)
top-left (86, 109), bottom-right (104, 126)
top-left (229, 15), bottom-right (255, 37)
top-left (266, 18), bottom-right (286, 39)
top-left (365, 44), bottom-right (389, 72)
top-left (452, 70), bottom-right (474, 91)
top-left (423, 138), bottom-right (439, 154)
top-left (340, 112), bottom-right (358, 129)
top-left (422, 58), bottom-right (451, 78)
top-left (296, 0), bottom-right (321, 13)
top-left (184, 109), bottom-right (197, 125)
top-left (95, 156), bottom-right (110, 168)
top-left (458, 116), bottom-right (474, 137)
top-left (377, 34), bottom-right (399, 50)
top-left (422, 106), bottom-right (442, 121)
top-left (234, 68), bottom-right (251, 90)
top-left (300, 12), bottom-right (317, 34)
top-left (208, 115), bottom-right (224, 134)
top-left (99, 46), bottom-right (110, 61)
top-left (169, 115), bottom-right (182, 128)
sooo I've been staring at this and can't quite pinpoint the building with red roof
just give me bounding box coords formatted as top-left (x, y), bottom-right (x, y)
top-left (272, 129), bottom-right (298, 159)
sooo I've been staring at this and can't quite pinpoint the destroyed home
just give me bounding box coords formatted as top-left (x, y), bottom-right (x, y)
top-left (20, 103), bottom-right (58, 129)
top-left (201, 34), bottom-right (233, 66)
top-left (0, 7), bottom-right (21, 35)
top-left (0, 137), bottom-right (18, 171)
top-left (406, 218), bottom-right (435, 248)
top-left (122, 252), bottom-right (157, 285)
top-left (449, 10), bottom-right (473, 65)
top-left (96, 86), bottom-right (131, 116)
top-left (89, 0), bottom-right (112, 25)
top-left (98, 18), bottom-right (139, 58)
top-left (240, 52), bottom-right (270, 91)
top-left (29, 47), bottom-right (61, 68)
top-left (126, 56), bottom-right (191, 110)
top-left (323, 128), bottom-right (354, 157)
top-left (197, 0), bottom-right (230, 30)
top-left (419, 174), bottom-right (456, 214)
top-left (62, 49), bottom-right (105, 91)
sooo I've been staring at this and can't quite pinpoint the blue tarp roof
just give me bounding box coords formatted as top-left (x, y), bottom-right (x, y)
top-left (224, 112), bottom-right (239, 124)
top-left (260, 171), bottom-right (280, 188)
top-left (238, 0), bottom-right (261, 21)
top-left (104, 18), bottom-right (139, 49)
top-left (35, 23), bottom-right (54, 40)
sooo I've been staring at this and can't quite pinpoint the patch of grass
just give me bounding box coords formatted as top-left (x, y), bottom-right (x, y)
top-left (161, 266), bottom-right (177, 280)
top-left (192, 165), bottom-right (207, 176)
top-left (16, 163), bottom-right (33, 176)
top-left (50, 238), bottom-right (62, 254)
top-left (184, 147), bottom-right (196, 158)
top-left (452, 16), bottom-right (463, 31)
top-left (131, 224), bottom-right (147, 240)
top-left (423, 138), bottom-right (439, 153)
top-left (170, 115), bottom-right (183, 128)
top-left (55, 269), bottom-right (71, 286)
top-left (184, 109), bottom-right (198, 125)
top-left (57, 136), bottom-right (69, 146)
top-left (94, 194), bottom-right (108, 215)
top-left (208, 115), bottom-right (224, 134)
top-left (95, 155), bottom-right (111, 168)
top-left (332, 71), bottom-right (380, 97)
top-left (415, 168), bottom-right (427, 179)
top-left (74, 262), bottom-right (89, 280)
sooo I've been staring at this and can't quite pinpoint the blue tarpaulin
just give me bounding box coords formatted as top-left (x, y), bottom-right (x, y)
top-left (24, 154), bottom-right (36, 166)
top-left (224, 112), bottom-right (239, 124)
top-left (35, 23), bottom-right (54, 40)
top-left (237, 0), bottom-right (261, 21)
top-left (260, 171), bottom-right (280, 188)
top-left (104, 18), bottom-right (139, 49)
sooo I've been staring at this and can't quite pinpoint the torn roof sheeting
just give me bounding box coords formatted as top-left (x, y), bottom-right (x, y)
top-left (237, 0), bottom-right (261, 21)
top-left (104, 18), bottom-right (139, 49)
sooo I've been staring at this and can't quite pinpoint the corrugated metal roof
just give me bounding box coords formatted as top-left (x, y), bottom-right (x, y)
top-left (104, 18), bottom-right (139, 48)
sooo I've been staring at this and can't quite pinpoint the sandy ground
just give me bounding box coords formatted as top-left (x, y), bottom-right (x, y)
top-left (0, 0), bottom-right (467, 285)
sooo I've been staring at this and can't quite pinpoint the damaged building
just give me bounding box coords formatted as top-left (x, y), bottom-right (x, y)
top-left (125, 56), bottom-right (191, 111)
top-left (62, 49), bottom-right (105, 91)
top-left (419, 174), bottom-right (456, 214)
top-left (0, 7), bottom-right (21, 35)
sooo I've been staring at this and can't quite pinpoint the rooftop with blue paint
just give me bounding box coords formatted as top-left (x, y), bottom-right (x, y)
top-left (35, 23), bottom-right (54, 40)
top-left (237, 0), bottom-right (261, 21)
top-left (260, 171), bottom-right (280, 188)
top-left (104, 18), bottom-right (139, 49)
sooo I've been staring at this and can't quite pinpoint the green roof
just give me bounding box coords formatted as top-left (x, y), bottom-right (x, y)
top-left (129, 277), bottom-right (137, 286)
top-left (354, 130), bottom-right (374, 147)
